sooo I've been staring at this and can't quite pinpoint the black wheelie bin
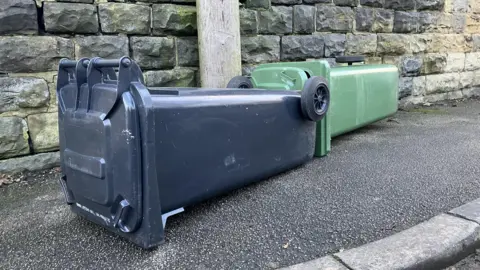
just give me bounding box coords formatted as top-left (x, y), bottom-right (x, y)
top-left (56, 56), bottom-right (329, 249)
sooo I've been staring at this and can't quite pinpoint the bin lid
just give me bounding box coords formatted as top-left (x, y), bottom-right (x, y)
top-left (57, 59), bottom-right (143, 234)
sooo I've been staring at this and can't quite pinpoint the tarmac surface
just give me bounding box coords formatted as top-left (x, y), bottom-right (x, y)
top-left (1, 100), bottom-right (480, 270)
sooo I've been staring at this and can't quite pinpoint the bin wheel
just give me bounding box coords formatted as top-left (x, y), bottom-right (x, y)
top-left (301, 76), bottom-right (330, 122)
top-left (226, 76), bottom-right (254, 89)
top-left (336, 55), bottom-right (365, 66)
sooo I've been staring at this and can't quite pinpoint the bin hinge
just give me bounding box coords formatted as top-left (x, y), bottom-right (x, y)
top-left (112, 199), bottom-right (134, 233)
top-left (58, 175), bottom-right (75, 205)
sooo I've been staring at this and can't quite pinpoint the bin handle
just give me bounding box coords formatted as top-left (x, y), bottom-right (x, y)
top-left (85, 56), bottom-right (145, 119)
top-left (112, 199), bottom-right (134, 233)
top-left (74, 58), bottom-right (90, 110)
top-left (91, 58), bottom-right (132, 69)
top-left (59, 59), bottom-right (78, 69)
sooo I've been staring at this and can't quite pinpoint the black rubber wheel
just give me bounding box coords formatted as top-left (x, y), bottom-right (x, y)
top-left (336, 55), bottom-right (365, 66)
top-left (226, 76), bottom-right (254, 88)
top-left (300, 76), bottom-right (330, 122)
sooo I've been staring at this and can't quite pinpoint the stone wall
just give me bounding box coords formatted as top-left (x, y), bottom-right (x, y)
top-left (0, 0), bottom-right (479, 173)
top-left (0, 0), bottom-right (199, 173)
top-left (239, 0), bottom-right (480, 105)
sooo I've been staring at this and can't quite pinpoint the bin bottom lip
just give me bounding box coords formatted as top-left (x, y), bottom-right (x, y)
top-left (331, 111), bottom-right (398, 138)
top-left (74, 202), bottom-right (111, 226)
top-left (161, 208), bottom-right (184, 229)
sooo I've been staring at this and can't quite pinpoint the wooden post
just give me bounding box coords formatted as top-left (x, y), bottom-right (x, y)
top-left (196, 0), bottom-right (242, 88)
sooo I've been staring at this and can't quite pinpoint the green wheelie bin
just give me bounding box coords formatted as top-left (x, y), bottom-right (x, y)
top-left (226, 56), bottom-right (399, 158)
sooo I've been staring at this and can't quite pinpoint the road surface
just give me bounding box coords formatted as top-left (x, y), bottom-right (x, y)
top-left (1, 100), bottom-right (480, 270)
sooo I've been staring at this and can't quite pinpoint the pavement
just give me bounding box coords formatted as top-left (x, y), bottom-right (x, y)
top-left (1, 99), bottom-right (480, 270)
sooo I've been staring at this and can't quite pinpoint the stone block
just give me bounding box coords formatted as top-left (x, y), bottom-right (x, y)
top-left (258, 6), bottom-right (293, 34)
top-left (426, 34), bottom-right (471, 53)
top-left (152, 4), bottom-right (197, 36)
top-left (27, 112), bottom-right (59, 153)
top-left (281, 35), bottom-right (324, 61)
top-left (472, 1), bottom-right (480, 13)
top-left (466, 14), bottom-right (480, 33)
top-left (463, 87), bottom-right (480, 98)
top-left (0, 77), bottom-right (49, 117)
top-left (419, 12), bottom-right (453, 33)
top-left (316, 5), bottom-right (354, 32)
top-left (245, 0), bottom-right (270, 9)
top-left (5, 74), bottom-right (57, 115)
top-left (303, 0), bottom-right (332, 3)
top-left (357, 8), bottom-right (393, 32)
top-left (452, 14), bottom-right (467, 34)
top-left (99, 3), bottom-right (151, 34)
top-left (47, 82), bottom-right (57, 112)
top-left (0, 0), bottom-right (38, 34)
top-left (401, 56), bottom-right (423, 76)
top-left (377, 34), bottom-right (427, 55)
top-left (335, 214), bottom-right (480, 270)
top-left (42, 0), bottom-right (93, 3)
top-left (0, 152), bottom-right (60, 174)
top-left (423, 92), bottom-right (447, 103)
top-left (177, 37), bottom-right (199, 67)
top-left (446, 90), bottom-right (464, 100)
top-left (365, 57), bottom-right (383, 64)
top-left (0, 117), bottom-right (29, 159)
top-left (75, 35), bottom-right (129, 59)
top-left (294, 5), bottom-right (315, 34)
top-left (459, 71), bottom-right (475, 89)
top-left (421, 53), bottom-right (447, 75)
top-left (416, 0), bottom-right (445, 11)
top-left (374, 9), bottom-right (395, 32)
top-left (383, 55), bottom-right (402, 72)
top-left (360, 0), bottom-right (384, 8)
top-left (271, 0), bottom-right (301, 4)
top-left (345, 33), bottom-right (377, 56)
top-left (131, 37), bottom-right (175, 70)
top-left (0, 36), bottom-right (73, 73)
top-left (418, 12), bottom-right (438, 33)
top-left (473, 35), bottom-right (480, 52)
top-left (399, 77), bottom-right (413, 98)
top-left (320, 33), bottom-right (346, 57)
top-left (8, 72), bottom-right (57, 84)
top-left (411, 34), bottom-right (431, 53)
top-left (144, 68), bottom-right (196, 87)
top-left (464, 52), bottom-right (480, 71)
top-left (446, 0), bottom-right (469, 13)
top-left (283, 256), bottom-right (349, 270)
top-left (474, 71), bottom-right (480, 86)
top-left (384, 0), bottom-right (415, 10)
top-left (398, 96), bottom-right (425, 108)
top-left (240, 9), bottom-right (258, 35)
top-left (425, 73), bottom-right (460, 94)
top-left (356, 7), bottom-right (374, 32)
top-left (445, 53), bottom-right (465, 73)
top-left (241, 36), bottom-right (280, 64)
top-left (44, 2), bottom-right (98, 34)
top-left (393, 11), bottom-right (419, 33)
top-left (333, 0), bottom-right (358, 6)
top-left (412, 76), bottom-right (427, 96)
